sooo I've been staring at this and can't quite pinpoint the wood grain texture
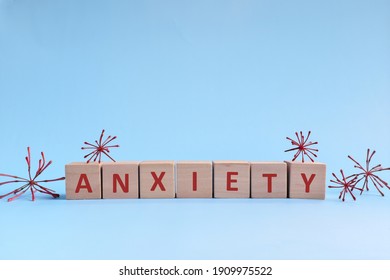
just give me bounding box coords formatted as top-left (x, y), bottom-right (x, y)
top-left (176, 161), bottom-right (212, 198)
top-left (101, 161), bottom-right (139, 199)
top-left (140, 161), bottom-right (175, 198)
top-left (65, 162), bottom-right (101, 200)
top-left (213, 161), bottom-right (250, 198)
top-left (286, 161), bottom-right (326, 199)
top-left (251, 162), bottom-right (287, 198)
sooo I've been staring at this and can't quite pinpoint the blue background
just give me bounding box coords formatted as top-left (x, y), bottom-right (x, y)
top-left (0, 0), bottom-right (389, 259)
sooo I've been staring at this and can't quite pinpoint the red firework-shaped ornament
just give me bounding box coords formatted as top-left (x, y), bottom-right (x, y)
top-left (81, 129), bottom-right (119, 163)
top-left (328, 169), bottom-right (363, 202)
top-left (285, 131), bottom-right (318, 162)
top-left (0, 147), bottom-right (65, 202)
top-left (348, 149), bottom-right (390, 196)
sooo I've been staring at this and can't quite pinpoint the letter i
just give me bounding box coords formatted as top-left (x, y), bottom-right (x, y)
top-left (192, 172), bottom-right (198, 191)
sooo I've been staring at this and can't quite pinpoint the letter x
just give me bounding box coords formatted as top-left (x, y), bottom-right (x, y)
top-left (150, 172), bottom-right (166, 191)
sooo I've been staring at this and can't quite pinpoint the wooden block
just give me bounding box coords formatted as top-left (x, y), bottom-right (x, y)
top-left (176, 161), bottom-right (212, 198)
top-left (65, 162), bottom-right (101, 200)
top-left (251, 162), bottom-right (287, 198)
top-left (213, 161), bottom-right (250, 198)
top-left (140, 161), bottom-right (175, 198)
top-left (286, 161), bottom-right (326, 199)
top-left (101, 161), bottom-right (139, 199)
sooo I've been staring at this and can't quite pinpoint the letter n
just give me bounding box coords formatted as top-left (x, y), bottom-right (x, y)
top-left (113, 174), bottom-right (129, 193)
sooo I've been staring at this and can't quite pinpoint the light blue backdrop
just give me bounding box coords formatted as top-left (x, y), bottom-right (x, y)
top-left (0, 0), bottom-right (389, 259)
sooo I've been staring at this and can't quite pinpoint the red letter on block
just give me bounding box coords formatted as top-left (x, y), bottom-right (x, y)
top-left (192, 172), bottom-right (198, 191)
top-left (75, 174), bottom-right (92, 193)
top-left (262, 173), bottom-right (277, 193)
top-left (151, 172), bottom-right (166, 191)
top-left (301, 173), bottom-right (316, 193)
top-left (113, 174), bottom-right (129, 193)
top-left (226, 172), bottom-right (239, 191)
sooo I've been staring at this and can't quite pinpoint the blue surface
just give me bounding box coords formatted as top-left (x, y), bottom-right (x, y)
top-left (0, 0), bottom-right (389, 259)
top-left (1, 193), bottom-right (390, 260)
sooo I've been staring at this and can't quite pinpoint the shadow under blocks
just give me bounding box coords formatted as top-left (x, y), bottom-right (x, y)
top-left (65, 161), bottom-right (326, 200)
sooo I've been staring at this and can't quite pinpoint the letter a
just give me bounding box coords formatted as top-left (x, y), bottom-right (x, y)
top-left (75, 174), bottom-right (93, 193)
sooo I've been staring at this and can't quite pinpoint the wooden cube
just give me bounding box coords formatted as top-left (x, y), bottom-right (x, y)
top-left (65, 162), bottom-right (101, 200)
top-left (140, 161), bottom-right (175, 198)
top-left (176, 161), bottom-right (212, 198)
top-left (251, 162), bottom-right (287, 198)
top-left (101, 162), bottom-right (139, 199)
top-left (213, 161), bottom-right (250, 198)
top-left (286, 161), bottom-right (326, 199)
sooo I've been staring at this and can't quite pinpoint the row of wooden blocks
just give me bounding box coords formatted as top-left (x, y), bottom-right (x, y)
top-left (65, 161), bottom-right (326, 199)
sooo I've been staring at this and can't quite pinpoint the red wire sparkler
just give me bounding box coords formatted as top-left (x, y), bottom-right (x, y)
top-left (81, 129), bottom-right (119, 163)
top-left (285, 131), bottom-right (318, 162)
top-left (348, 149), bottom-right (390, 196)
top-left (0, 147), bottom-right (64, 202)
top-left (328, 169), bottom-right (362, 202)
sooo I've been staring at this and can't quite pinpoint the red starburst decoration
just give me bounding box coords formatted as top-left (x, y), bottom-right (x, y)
top-left (285, 131), bottom-right (318, 162)
top-left (81, 129), bottom-right (119, 163)
top-left (0, 147), bottom-right (64, 202)
top-left (348, 149), bottom-right (390, 196)
top-left (328, 169), bottom-right (362, 202)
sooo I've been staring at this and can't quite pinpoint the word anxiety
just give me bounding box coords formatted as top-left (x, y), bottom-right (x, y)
top-left (65, 161), bottom-right (326, 200)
